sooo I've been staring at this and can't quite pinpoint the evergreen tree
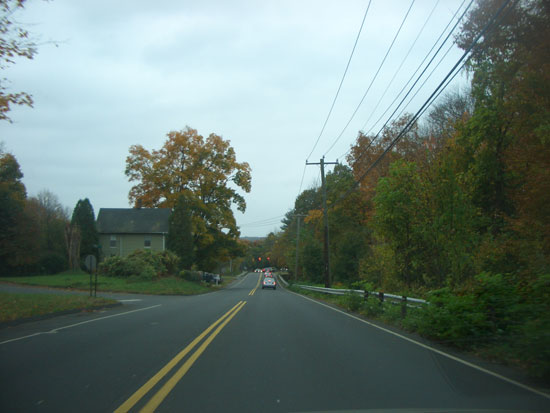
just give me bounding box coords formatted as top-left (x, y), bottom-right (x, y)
top-left (71, 198), bottom-right (98, 259)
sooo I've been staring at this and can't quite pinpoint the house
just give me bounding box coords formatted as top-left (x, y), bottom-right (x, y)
top-left (96, 208), bottom-right (171, 258)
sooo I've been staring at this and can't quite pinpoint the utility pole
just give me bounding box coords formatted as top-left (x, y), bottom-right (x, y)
top-left (294, 214), bottom-right (306, 281)
top-left (306, 156), bottom-right (338, 287)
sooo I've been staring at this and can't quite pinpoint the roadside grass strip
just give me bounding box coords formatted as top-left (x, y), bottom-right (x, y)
top-left (114, 300), bottom-right (247, 413)
top-left (0, 292), bottom-right (116, 323)
top-left (1, 273), bottom-right (213, 295)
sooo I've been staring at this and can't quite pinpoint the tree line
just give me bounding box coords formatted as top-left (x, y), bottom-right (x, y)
top-left (269, 0), bottom-right (549, 294)
top-left (0, 148), bottom-right (98, 275)
top-left (259, 0), bottom-right (549, 377)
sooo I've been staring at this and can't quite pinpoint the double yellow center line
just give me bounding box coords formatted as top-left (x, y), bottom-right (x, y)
top-left (115, 301), bottom-right (247, 413)
top-left (248, 273), bottom-right (262, 296)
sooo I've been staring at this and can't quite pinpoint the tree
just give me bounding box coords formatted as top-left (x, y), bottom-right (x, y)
top-left (1, 0), bottom-right (37, 121)
top-left (0, 149), bottom-right (27, 272)
top-left (373, 160), bottom-right (424, 288)
top-left (0, 149), bottom-right (44, 274)
top-left (27, 190), bottom-right (69, 273)
top-left (167, 195), bottom-right (194, 269)
top-left (71, 198), bottom-right (98, 260)
top-left (456, 0), bottom-right (550, 274)
top-left (125, 126), bottom-right (251, 270)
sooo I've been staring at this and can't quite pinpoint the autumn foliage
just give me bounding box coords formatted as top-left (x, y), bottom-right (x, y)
top-left (273, 0), bottom-right (550, 378)
top-left (125, 126), bottom-right (251, 271)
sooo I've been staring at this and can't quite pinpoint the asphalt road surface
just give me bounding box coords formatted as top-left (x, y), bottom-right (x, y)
top-left (1, 273), bottom-right (549, 412)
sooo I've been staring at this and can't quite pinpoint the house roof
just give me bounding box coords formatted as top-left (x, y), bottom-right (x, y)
top-left (96, 208), bottom-right (171, 234)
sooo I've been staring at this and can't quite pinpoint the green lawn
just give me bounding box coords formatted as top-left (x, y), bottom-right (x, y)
top-left (0, 292), bottom-right (117, 323)
top-left (0, 272), bottom-right (232, 295)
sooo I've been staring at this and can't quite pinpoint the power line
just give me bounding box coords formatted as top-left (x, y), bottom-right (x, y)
top-left (305, 0), bottom-right (373, 162)
top-left (347, 0), bottom-right (441, 149)
top-left (331, 0), bottom-right (515, 209)
top-left (322, 0), bottom-right (417, 157)
top-left (239, 215), bottom-right (286, 228)
top-left (344, 0), bottom-right (472, 166)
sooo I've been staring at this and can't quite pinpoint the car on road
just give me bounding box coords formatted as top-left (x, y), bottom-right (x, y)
top-left (262, 277), bottom-right (276, 290)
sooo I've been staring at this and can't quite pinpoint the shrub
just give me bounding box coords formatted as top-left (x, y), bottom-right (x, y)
top-left (98, 256), bottom-right (127, 277)
top-left (127, 250), bottom-right (166, 276)
top-left (159, 250), bottom-right (180, 275)
top-left (361, 296), bottom-right (384, 317)
top-left (341, 292), bottom-right (362, 312)
top-left (413, 288), bottom-right (489, 348)
top-left (98, 250), bottom-right (178, 280)
top-left (39, 252), bottom-right (67, 275)
top-left (178, 270), bottom-right (202, 282)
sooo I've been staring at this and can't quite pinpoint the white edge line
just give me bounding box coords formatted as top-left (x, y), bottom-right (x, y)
top-left (0, 304), bottom-right (162, 345)
top-left (287, 288), bottom-right (550, 400)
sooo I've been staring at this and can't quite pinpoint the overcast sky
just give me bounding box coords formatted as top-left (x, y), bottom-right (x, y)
top-left (1, 0), bottom-right (468, 237)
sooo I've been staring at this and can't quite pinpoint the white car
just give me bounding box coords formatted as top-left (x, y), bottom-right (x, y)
top-left (262, 277), bottom-right (276, 290)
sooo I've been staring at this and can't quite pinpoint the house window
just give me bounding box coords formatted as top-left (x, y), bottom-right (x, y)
top-left (144, 237), bottom-right (151, 248)
top-left (110, 235), bottom-right (116, 248)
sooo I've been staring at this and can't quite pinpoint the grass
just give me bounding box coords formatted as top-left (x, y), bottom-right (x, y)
top-left (0, 292), bottom-right (117, 323)
top-left (0, 271), bottom-right (237, 295)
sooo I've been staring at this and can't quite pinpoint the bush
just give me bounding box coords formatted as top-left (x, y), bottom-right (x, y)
top-left (159, 250), bottom-right (180, 275)
top-left (510, 274), bottom-right (550, 379)
top-left (127, 250), bottom-right (166, 276)
top-left (361, 296), bottom-right (384, 317)
top-left (99, 250), bottom-right (179, 280)
top-left (98, 256), bottom-right (127, 277)
top-left (178, 270), bottom-right (202, 282)
top-left (39, 252), bottom-right (68, 275)
top-left (340, 292), bottom-right (363, 312)
top-left (413, 288), bottom-right (489, 348)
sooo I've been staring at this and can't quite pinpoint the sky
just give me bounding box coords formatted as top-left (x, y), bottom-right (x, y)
top-left (1, 0), bottom-right (469, 237)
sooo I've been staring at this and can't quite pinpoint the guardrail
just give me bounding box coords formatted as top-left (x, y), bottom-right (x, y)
top-left (292, 284), bottom-right (428, 312)
top-left (277, 274), bottom-right (289, 287)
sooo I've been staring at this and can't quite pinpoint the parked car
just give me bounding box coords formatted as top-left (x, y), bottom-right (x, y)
top-left (202, 272), bottom-right (222, 284)
top-left (262, 277), bottom-right (276, 290)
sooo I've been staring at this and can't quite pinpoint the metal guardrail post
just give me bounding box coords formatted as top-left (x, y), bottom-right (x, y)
top-left (401, 296), bottom-right (407, 317)
top-left (364, 290), bottom-right (369, 301)
top-left (379, 292), bottom-right (384, 304)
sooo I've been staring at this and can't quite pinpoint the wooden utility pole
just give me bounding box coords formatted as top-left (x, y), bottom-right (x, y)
top-left (306, 157), bottom-right (338, 287)
top-left (294, 214), bottom-right (307, 281)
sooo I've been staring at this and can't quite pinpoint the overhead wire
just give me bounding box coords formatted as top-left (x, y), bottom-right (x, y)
top-left (346, 0), bottom-right (441, 152)
top-left (239, 215), bottom-right (287, 229)
top-left (298, 1), bottom-right (373, 198)
top-left (305, 0), bottom-right (373, 162)
top-left (330, 0), bottom-right (515, 210)
top-left (322, 0), bottom-right (417, 157)
top-left (341, 0), bottom-right (472, 166)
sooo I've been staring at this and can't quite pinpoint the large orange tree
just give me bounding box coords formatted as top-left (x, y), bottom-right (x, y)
top-left (125, 126), bottom-right (251, 270)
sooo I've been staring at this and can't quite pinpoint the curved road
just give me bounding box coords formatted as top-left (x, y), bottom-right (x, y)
top-left (1, 273), bottom-right (549, 412)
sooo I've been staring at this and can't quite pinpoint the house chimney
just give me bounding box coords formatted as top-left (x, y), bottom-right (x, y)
top-left (136, 199), bottom-right (142, 209)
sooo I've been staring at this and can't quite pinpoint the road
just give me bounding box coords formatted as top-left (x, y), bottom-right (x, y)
top-left (1, 273), bottom-right (549, 412)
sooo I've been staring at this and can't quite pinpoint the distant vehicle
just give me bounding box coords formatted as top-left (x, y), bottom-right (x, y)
top-left (254, 269), bottom-right (262, 273)
top-left (264, 272), bottom-right (273, 278)
top-left (262, 277), bottom-right (276, 290)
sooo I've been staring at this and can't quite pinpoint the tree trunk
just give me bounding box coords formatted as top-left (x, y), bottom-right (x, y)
top-left (65, 224), bottom-right (81, 271)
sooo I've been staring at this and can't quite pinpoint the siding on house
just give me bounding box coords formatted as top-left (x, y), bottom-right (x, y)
top-left (96, 208), bottom-right (170, 258)
top-left (98, 233), bottom-right (166, 257)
